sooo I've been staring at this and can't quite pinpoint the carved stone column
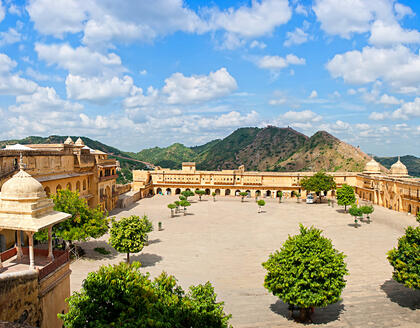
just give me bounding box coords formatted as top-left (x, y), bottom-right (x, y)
top-left (48, 227), bottom-right (54, 261)
top-left (17, 230), bottom-right (23, 260)
top-left (27, 231), bottom-right (35, 269)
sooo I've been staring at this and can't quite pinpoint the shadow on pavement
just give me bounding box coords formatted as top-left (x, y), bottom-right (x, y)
top-left (381, 279), bottom-right (420, 310)
top-left (270, 300), bottom-right (345, 324)
top-left (79, 240), bottom-right (119, 260)
top-left (131, 253), bottom-right (163, 267)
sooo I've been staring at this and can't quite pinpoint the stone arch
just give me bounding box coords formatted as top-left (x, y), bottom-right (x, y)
top-left (13, 158), bottom-right (18, 169)
top-left (235, 189), bottom-right (241, 196)
top-left (175, 188), bottom-right (181, 195)
top-left (276, 191), bottom-right (282, 197)
top-left (83, 179), bottom-right (87, 190)
top-left (166, 188), bottom-right (172, 195)
top-left (408, 204), bottom-right (412, 214)
top-left (246, 190), bottom-right (251, 196)
top-left (266, 190), bottom-right (271, 197)
top-left (205, 188), bottom-right (210, 195)
top-left (66, 182), bottom-right (72, 191)
top-left (256, 190), bottom-right (261, 196)
top-left (44, 186), bottom-right (51, 197)
top-left (157, 188), bottom-right (162, 195)
top-left (148, 189), bottom-right (154, 196)
top-left (186, 188), bottom-right (191, 192)
top-left (225, 189), bottom-right (231, 196)
top-left (76, 181), bottom-right (81, 192)
top-left (215, 189), bottom-right (220, 195)
top-left (56, 184), bottom-right (62, 193)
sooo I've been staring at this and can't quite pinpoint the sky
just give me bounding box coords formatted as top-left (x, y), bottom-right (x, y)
top-left (0, 0), bottom-right (420, 156)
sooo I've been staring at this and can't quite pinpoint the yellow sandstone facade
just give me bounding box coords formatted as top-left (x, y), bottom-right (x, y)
top-left (133, 160), bottom-right (420, 215)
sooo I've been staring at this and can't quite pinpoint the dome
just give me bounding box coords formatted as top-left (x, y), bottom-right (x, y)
top-left (64, 136), bottom-right (74, 145)
top-left (390, 157), bottom-right (409, 177)
top-left (363, 158), bottom-right (381, 175)
top-left (75, 137), bottom-right (84, 146)
top-left (1, 159), bottom-right (45, 200)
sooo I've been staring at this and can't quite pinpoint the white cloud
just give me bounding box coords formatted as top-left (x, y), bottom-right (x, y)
top-left (269, 98), bottom-right (287, 105)
top-left (0, 0), bottom-right (5, 22)
top-left (0, 28), bottom-right (21, 46)
top-left (8, 4), bottom-right (22, 16)
top-left (249, 40), bottom-right (267, 49)
top-left (258, 54), bottom-right (305, 70)
top-left (282, 110), bottom-right (322, 123)
top-left (309, 90), bottom-right (318, 99)
top-left (295, 4), bottom-right (308, 16)
top-left (369, 111), bottom-right (391, 120)
top-left (218, 32), bottom-right (246, 50)
top-left (35, 43), bottom-right (124, 76)
top-left (394, 3), bottom-right (414, 19)
top-left (209, 0), bottom-right (291, 38)
top-left (369, 20), bottom-right (420, 46)
top-left (66, 75), bottom-right (134, 103)
top-left (378, 93), bottom-right (401, 105)
top-left (392, 97), bottom-right (420, 119)
top-left (162, 68), bottom-right (237, 105)
top-left (327, 45), bottom-right (420, 93)
top-left (25, 68), bottom-right (62, 82)
top-left (356, 123), bottom-right (370, 130)
top-left (0, 53), bottom-right (38, 95)
top-left (284, 27), bottom-right (309, 47)
top-left (139, 69), bottom-right (147, 76)
top-left (123, 86), bottom-right (159, 109)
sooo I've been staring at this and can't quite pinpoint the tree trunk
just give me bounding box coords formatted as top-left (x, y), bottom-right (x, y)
top-left (184, 208), bottom-right (187, 216)
top-left (171, 209), bottom-right (173, 217)
top-left (126, 252), bottom-right (130, 264)
top-left (298, 308), bottom-right (312, 323)
top-left (345, 204), bottom-right (347, 212)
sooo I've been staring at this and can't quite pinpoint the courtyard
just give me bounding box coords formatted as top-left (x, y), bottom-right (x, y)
top-left (70, 195), bottom-right (420, 328)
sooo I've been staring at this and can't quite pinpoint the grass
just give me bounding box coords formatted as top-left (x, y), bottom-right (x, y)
top-left (94, 247), bottom-right (111, 255)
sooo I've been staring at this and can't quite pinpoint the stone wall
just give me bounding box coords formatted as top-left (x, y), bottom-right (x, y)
top-left (0, 271), bottom-right (40, 327)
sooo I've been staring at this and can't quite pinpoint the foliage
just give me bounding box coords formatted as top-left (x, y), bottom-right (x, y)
top-left (239, 192), bottom-right (248, 202)
top-left (360, 205), bottom-right (374, 218)
top-left (174, 200), bottom-right (180, 213)
top-left (179, 195), bottom-right (187, 201)
top-left (336, 184), bottom-right (356, 212)
top-left (262, 225), bottom-right (348, 311)
top-left (300, 171), bottom-right (336, 200)
top-left (168, 203), bottom-right (176, 217)
top-left (181, 190), bottom-right (195, 199)
top-left (257, 199), bottom-right (266, 207)
top-left (94, 247), bottom-right (111, 255)
top-left (195, 189), bottom-right (206, 200)
top-left (212, 192), bottom-right (216, 201)
top-left (60, 262), bottom-right (232, 328)
top-left (109, 215), bottom-right (152, 263)
top-left (349, 205), bottom-right (363, 218)
top-left (35, 189), bottom-right (109, 244)
top-left (387, 225), bottom-right (420, 289)
top-left (416, 211), bottom-right (420, 223)
top-left (180, 200), bottom-right (191, 215)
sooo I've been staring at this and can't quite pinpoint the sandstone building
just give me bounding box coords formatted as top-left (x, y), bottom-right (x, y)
top-left (133, 159), bottom-right (420, 215)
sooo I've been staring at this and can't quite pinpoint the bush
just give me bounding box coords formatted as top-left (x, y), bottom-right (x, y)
top-left (262, 225), bottom-right (348, 321)
top-left (60, 262), bottom-right (232, 328)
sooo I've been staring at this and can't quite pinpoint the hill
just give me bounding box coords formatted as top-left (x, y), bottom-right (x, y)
top-left (131, 126), bottom-right (383, 172)
top-left (375, 155), bottom-right (420, 177)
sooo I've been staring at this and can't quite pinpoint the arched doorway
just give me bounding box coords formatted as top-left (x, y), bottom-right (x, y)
top-left (56, 184), bottom-right (62, 193)
top-left (408, 204), bottom-right (412, 214)
top-left (225, 189), bottom-right (231, 196)
top-left (235, 190), bottom-right (241, 196)
top-left (66, 182), bottom-right (72, 191)
top-left (157, 188), bottom-right (162, 195)
top-left (44, 187), bottom-right (51, 197)
top-left (266, 190), bottom-right (271, 197)
top-left (76, 181), bottom-right (81, 192)
top-left (175, 188), bottom-right (181, 194)
top-left (205, 188), bottom-right (210, 195)
top-left (215, 189), bottom-right (220, 195)
top-left (166, 188), bottom-right (172, 195)
top-left (83, 179), bottom-right (87, 190)
top-left (291, 191), bottom-right (296, 197)
top-left (186, 188), bottom-right (191, 192)
top-left (256, 190), bottom-right (261, 197)
top-left (276, 191), bottom-right (282, 197)
top-left (148, 189), bottom-right (154, 196)
top-left (246, 190), bottom-right (251, 196)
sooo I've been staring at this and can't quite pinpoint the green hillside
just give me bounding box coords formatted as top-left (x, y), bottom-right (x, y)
top-left (375, 155), bottom-right (420, 177)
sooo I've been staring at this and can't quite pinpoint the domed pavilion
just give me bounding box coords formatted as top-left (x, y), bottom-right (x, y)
top-left (0, 156), bottom-right (70, 270)
top-left (363, 158), bottom-right (381, 175)
top-left (390, 157), bottom-right (409, 178)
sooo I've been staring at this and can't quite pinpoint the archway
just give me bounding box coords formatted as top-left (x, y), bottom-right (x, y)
top-left (66, 182), bottom-right (72, 191)
top-left (0, 234), bottom-right (5, 252)
top-left (417, 207), bottom-right (420, 216)
top-left (215, 189), bottom-right (220, 195)
top-left (175, 188), bottom-right (181, 195)
top-left (76, 181), bottom-right (81, 192)
top-left (148, 189), bottom-right (154, 196)
top-left (83, 179), bottom-right (87, 190)
top-left (408, 204), bottom-right (412, 214)
top-left (157, 188), bottom-right (162, 195)
top-left (56, 184), bottom-right (62, 193)
top-left (186, 188), bottom-right (191, 192)
top-left (256, 190), bottom-right (261, 197)
top-left (276, 191), bottom-right (282, 197)
top-left (205, 188), bottom-right (210, 195)
top-left (246, 190), bottom-right (251, 196)
top-left (235, 190), bottom-right (241, 196)
top-left (166, 188), bottom-right (172, 195)
top-left (225, 189), bottom-right (231, 196)
top-left (44, 187), bottom-right (50, 197)
top-left (266, 190), bottom-right (271, 197)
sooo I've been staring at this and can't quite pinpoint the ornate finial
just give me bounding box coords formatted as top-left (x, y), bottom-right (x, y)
top-left (19, 153), bottom-right (25, 171)
top-left (398, 156), bottom-right (400, 162)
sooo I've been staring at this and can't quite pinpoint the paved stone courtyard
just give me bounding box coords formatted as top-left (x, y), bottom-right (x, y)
top-left (70, 195), bottom-right (420, 328)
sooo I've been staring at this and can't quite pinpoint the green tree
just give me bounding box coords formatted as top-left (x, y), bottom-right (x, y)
top-left (262, 225), bottom-right (348, 322)
top-left (180, 200), bottom-right (191, 215)
top-left (35, 189), bottom-right (109, 247)
top-left (174, 200), bottom-right (181, 213)
top-left (336, 184), bottom-right (356, 212)
top-left (360, 205), bottom-right (374, 221)
top-left (349, 205), bottom-right (363, 227)
top-left (387, 225), bottom-right (420, 290)
top-left (300, 171), bottom-right (336, 203)
top-left (296, 193), bottom-right (301, 203)
top-left (195, 189), bottom-right (206, 201)
top-left (59, 262), bottom-right (232, 328)
top-left (109, 215), bottom-right (152, 263)
top-left (257, 199), bottom-right (265, 213)
top-left (182, 190), bottom-right (195, 200)
top-left (278, 191), bottom-right (283, 203)
top-left (179, 195), bottom-right (187, 201)
top-left (168, 203), bottom-right (176, 217)
top-left (212, 192), bottom-right (216, 201)
top-left (239, 192), bottom-right (248, 202)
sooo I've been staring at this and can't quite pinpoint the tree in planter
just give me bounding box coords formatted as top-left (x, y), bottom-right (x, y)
top-left (168, 203), bottom-right (176, 217)
top-left (212, 192), bottom-right (216, 202)
top-left (296, 193), bottom-right (301, 203)
top-left (180, 200), bottom-right (191, 215)
top-left (349, 205), bottom-right (363, 227)
top-left (195, 189), bottom-right (206, 201)
top-left (336, 184), bottom-right (356, 212)
top-left (278, 191), bottom-right (283, 203)
top-left (34, 189), bottom-right (109, 249)
top-left (182, 190), bottom-right (195, 200)
top-left (109, 215), bottom-right (152, 263)
top-left (179, 195), bottom-right (187, 201)
top-left (59, 262), bottom-right (232, 328)
top-left (360, 205), bottom-right (374, 222)
top-left (257, 199), bottom-right (265, 213)
top-left (239, 192), bottom-right (248, 202)
top-left (262, 225), bottom-right (348, 322)
top-left (174, 200), bottom-right (181, 213)
top-left (300, 171), bottom-right (336, 203)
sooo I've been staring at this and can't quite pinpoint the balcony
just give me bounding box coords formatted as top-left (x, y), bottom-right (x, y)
top-left (98, 158), bottom-right (117, 166)
top-left (99, 174), bottom-right (118, 182)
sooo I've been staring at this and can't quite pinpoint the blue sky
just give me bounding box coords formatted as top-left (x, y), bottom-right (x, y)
top-left (0, 0), bottom-right (420, 156)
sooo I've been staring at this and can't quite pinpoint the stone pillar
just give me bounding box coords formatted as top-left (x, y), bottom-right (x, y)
top-left (27, 232), bottom-right (35, 269)
top-left (0, 228), bottom-right (2, 269)
top-left (17, 230), bottom-right (23, 260)
top-left (48, 227), bottom-right (54, 261)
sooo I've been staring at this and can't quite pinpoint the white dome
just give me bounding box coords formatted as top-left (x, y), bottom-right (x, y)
top-left (1, 169), bottom-right (45, 200)
top-left (75, 137), bottom-right (84, 146)
top-left (390, 157), bottom-right (409, 177)
top-left (363, 158), bottom-right (381, 175)
top-left (64, 136), bottom-right (74, 145)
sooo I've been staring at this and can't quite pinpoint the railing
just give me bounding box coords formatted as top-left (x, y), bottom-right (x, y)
top-left (99, 174), bottom-right (118, 182)
top-left (0, 246), bottom-right (17, 262)
top-left (38, 250), bottom-right (69, 281)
